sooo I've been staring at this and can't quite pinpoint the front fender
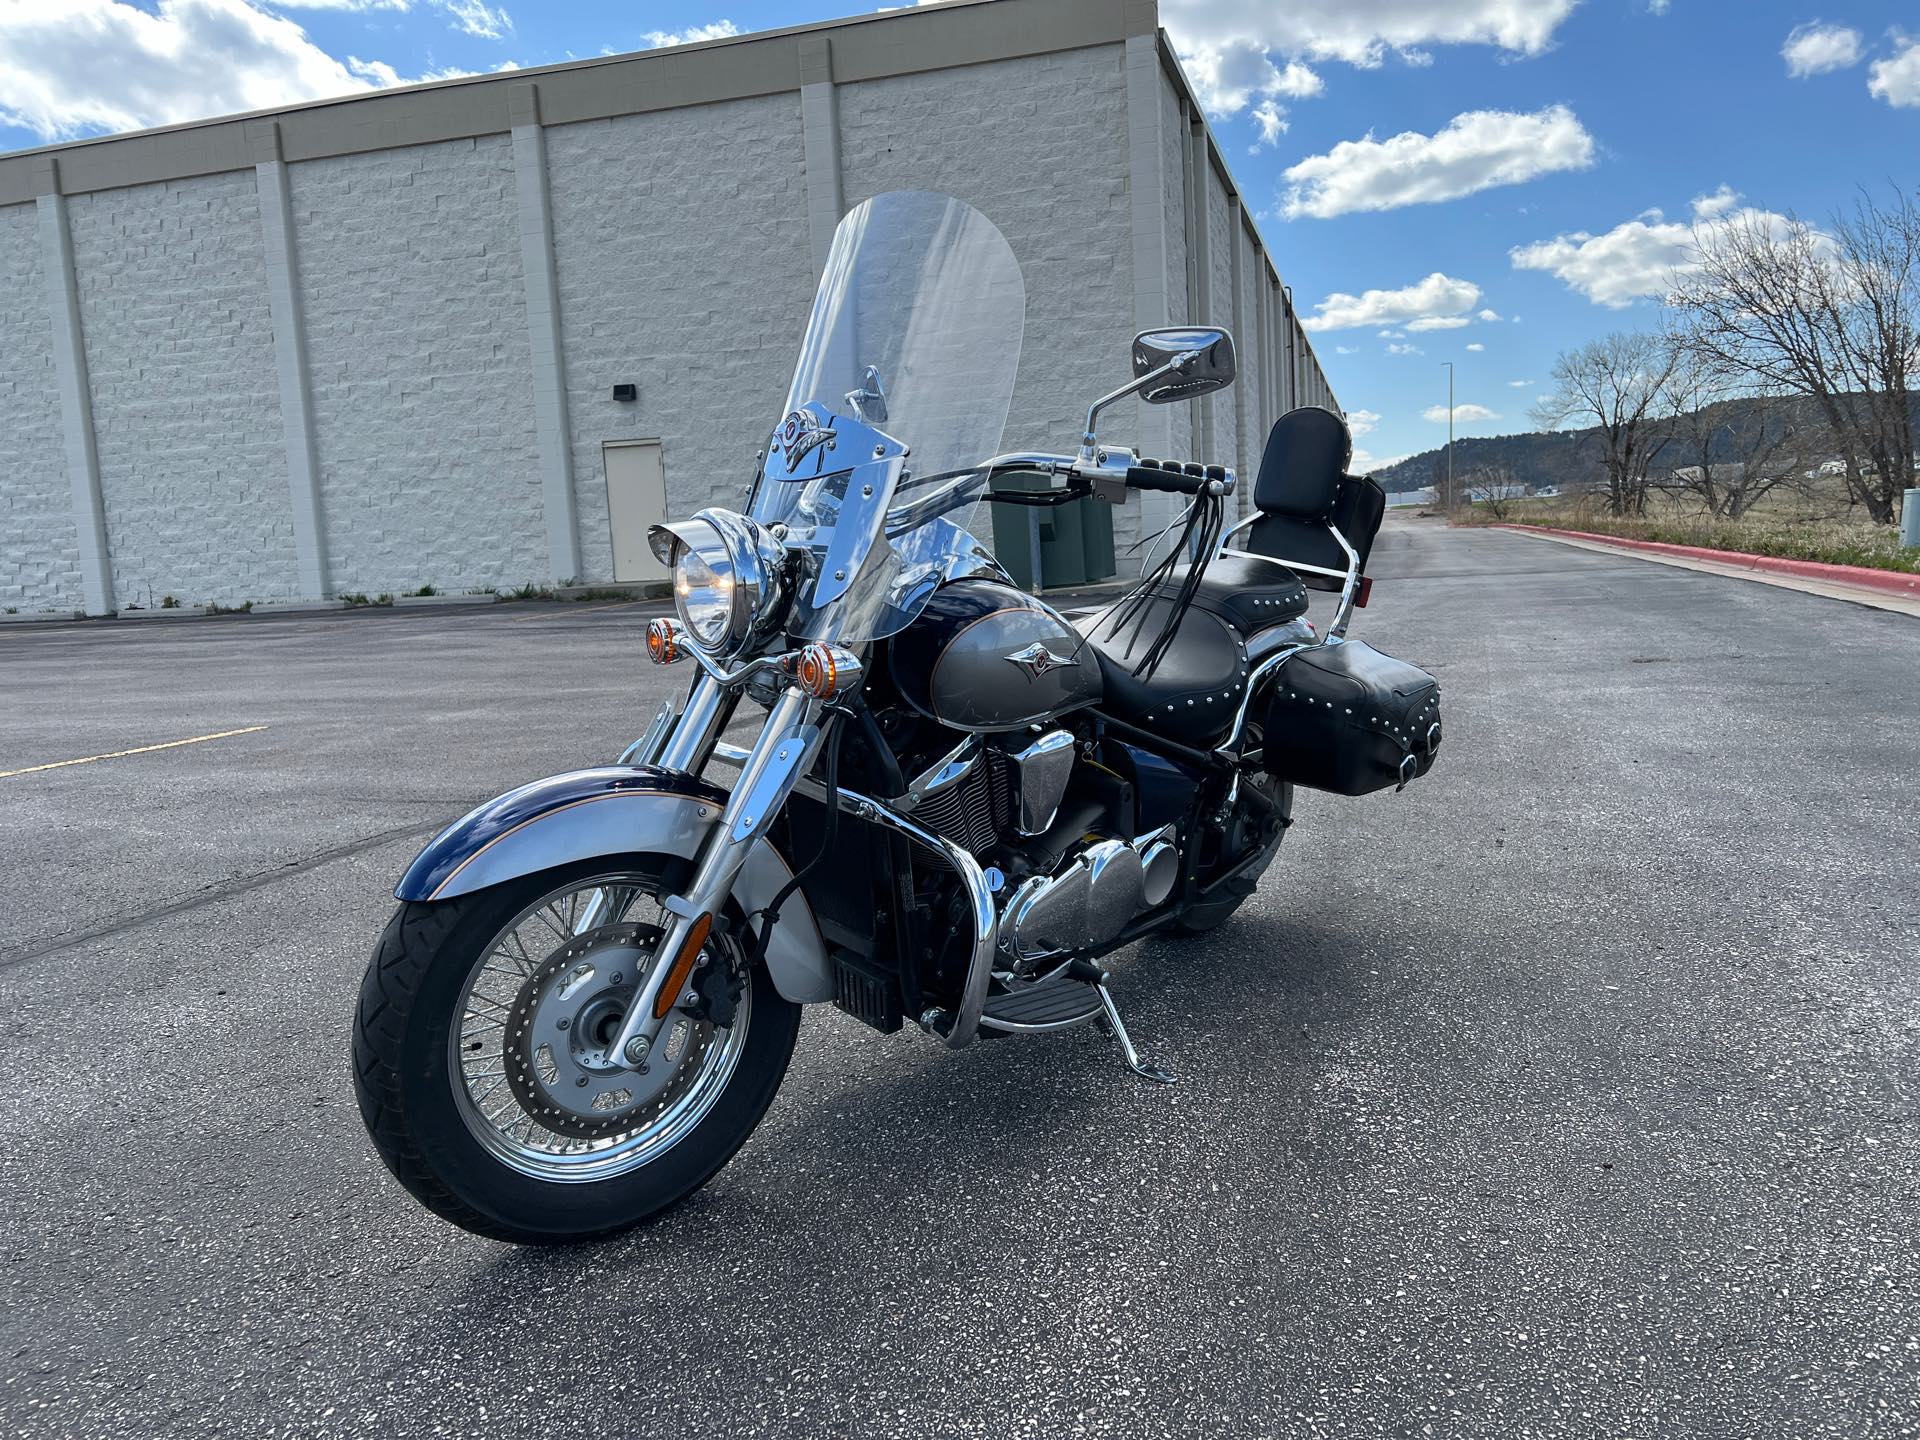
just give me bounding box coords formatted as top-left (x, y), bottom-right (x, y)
top-left (395, 765), bottom-right (833, 1004)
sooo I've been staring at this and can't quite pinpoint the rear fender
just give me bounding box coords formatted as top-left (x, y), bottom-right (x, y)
top-left (394, 765), bottom-right (832, 1004)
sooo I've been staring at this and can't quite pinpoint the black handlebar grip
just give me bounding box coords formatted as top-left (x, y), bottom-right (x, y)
top-left (1126, 458), bottom-right (1215, 495)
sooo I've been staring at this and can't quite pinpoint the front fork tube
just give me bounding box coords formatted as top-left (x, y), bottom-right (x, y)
top-left (604, 685), bottom-right (825, 1068)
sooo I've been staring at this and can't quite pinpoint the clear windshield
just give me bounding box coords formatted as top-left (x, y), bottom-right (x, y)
top-left (750, 191), bottom-right (1024, 642)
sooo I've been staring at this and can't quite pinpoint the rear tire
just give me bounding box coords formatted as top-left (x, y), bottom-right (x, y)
top-left (1171, 777), bottom-right (1291, 935)
top-left (351, 858), bottom-right (800, 1244)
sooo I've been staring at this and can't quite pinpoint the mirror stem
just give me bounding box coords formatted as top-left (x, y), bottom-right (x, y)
top-left (1078, 352), bottom-right (1199, 464)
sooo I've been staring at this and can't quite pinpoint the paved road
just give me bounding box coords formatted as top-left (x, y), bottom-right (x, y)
top-left (2, 520), bottom-right (1915, 1439)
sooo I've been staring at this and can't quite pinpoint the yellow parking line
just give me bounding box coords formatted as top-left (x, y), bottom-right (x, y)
top-left (0, 725), bottom-right (269, 780)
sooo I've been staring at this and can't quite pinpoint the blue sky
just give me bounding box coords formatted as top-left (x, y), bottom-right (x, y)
top-left (2, 1), bottom-right (1918, 470)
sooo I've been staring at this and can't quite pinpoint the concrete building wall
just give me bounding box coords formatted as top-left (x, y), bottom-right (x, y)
top-left (0, 0), bottom-right (1338, 614)
top-left (1157, 75), bottom-right (1192, 463)
top-left (839, 46), bottom-right (1133, 466)
top-left (65, 172), bottom-right (296, 608)
top-left (290, 135), bottom-right (545, 597)
top-left (1204, 164), bottom-right (1234, 470)
top-left (0, 201), bottom-right (82, 611)
top-left (545, 95), bottom-right (812, 581)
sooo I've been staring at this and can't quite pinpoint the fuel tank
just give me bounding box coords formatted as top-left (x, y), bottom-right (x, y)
top-left (888, 579), bottom-right (1101, 733)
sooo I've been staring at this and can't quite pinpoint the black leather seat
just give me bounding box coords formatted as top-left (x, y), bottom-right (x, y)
top-left (1143, 550), bottom-right (1308, 634)
top-left (1078, 593), bottom-right (1249, 747)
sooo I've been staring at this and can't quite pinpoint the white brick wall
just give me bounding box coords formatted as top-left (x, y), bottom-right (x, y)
top-left (66, 172), bottom-right (296, 608)
top-left (0, 201), bottom-right (81, 612)
top-left (1157, 74), bottom-right (1193, 462)
top-left (0, 30), bottom-right (1338, 609)
top-left (544, 95), bottom-right (814, 581)
top-left (1205, 168), bottom-right (1236, 469)
top-left (290, 136), bottom-right (545, 596)
top-left (841, 45), bottom-right (1137, 557)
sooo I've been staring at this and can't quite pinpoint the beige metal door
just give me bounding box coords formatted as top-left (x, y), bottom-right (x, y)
top-left (603, 440), bottom-right (668, 583)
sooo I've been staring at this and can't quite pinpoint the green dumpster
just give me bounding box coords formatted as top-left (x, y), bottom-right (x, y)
top-left (987, 478), bottom-right (1117, 590)
top-left (1079, 494), bottom-right (1116, 582)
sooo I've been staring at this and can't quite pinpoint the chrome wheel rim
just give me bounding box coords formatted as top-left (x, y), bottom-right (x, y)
top-left (448, 872), bottom-right (751, 1183)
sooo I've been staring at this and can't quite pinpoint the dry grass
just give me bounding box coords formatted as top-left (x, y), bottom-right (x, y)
top-left (1452, 485), bottom-right (1919, 575)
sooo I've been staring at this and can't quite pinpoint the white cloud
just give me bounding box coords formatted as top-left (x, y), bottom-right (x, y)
top-left (1510, 189), bottom-right (1799, 307)
top-left (1466, 342), bottom-right (1485, 351)
top-left (1346, 408), bottom-right (1381, 437)
top-left (1507, 378), bottom-right (1534, 387)
top-left (1334, 344), bottom-right (1361, 355)
top-left (1406, 314), bottom-right (1470, 331)
top-left (1303, 271), bottom-right (1483, 331)
top-left (1281, 105), bottom-right (1595, 220)
top-left (1782, 21), bottom-right (1863, 77)
top-left (0, 0), bottom-right (458, 141)
top-left (1690, 184), bottom-right (1740, 220)
top-left (642, 20), bottom-right (740, 47)
top-left (1251, 99), bottom-right (1288, 148)
top-left (1163, 0), bottom-right (1577, 77)
top-left (1350, 447), bottom-right (1408, 473)
top-left (1869, 35), bottom-right (1920, 107)
top-left (1476, 308), bottom-right (1502, 321)
top-left (1647, 0), bottom-right (1670, 14)
top-left (1425, 402), bottom-right (1498, 423)
top-left (1386, 341), bottom-right (1425, 356)
top-left (263, 0), bottom-right (511, 40)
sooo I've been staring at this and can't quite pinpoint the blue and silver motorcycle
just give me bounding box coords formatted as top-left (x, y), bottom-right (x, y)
top-left (352, 191), bottom-right (1441, 1243)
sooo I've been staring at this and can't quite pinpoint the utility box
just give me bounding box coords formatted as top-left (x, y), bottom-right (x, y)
top-left (988, 478), bottom-right (1118, 590)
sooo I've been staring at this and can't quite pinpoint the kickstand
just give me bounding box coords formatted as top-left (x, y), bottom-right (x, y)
top-left (1095, 984), bottom-right (1177, 1085)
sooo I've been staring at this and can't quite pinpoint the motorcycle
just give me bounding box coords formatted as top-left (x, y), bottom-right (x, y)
top-left (351, 191), bottom-right (1442, 1244)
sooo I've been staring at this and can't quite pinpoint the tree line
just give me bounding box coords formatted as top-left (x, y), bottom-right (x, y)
top-left (1528, 187), bottom-right (1920, 525)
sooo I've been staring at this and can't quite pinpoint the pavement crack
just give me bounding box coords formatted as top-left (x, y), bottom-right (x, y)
top-left (0, 820), bottom-right (445, 972)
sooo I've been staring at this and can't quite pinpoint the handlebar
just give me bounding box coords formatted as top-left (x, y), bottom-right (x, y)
top-left (1125, 458), bottom-right (1231, 496)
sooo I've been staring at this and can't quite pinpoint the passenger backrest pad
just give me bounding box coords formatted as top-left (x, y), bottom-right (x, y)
top-left (1252, 406), bottom-right (1352, 521)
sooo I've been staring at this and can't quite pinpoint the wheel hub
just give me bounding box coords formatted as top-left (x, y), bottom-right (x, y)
top-left (502, 922), bottom-right (697, 1138)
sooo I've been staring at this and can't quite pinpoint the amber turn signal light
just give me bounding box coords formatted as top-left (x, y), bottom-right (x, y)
top-left (646, 617), bottom-right (683, 664)
top-left (793, 643), bottom-right (862, 700)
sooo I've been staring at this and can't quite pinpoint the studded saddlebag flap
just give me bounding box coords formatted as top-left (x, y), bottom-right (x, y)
top-left (1262, 641), bottom-right (1442, 796)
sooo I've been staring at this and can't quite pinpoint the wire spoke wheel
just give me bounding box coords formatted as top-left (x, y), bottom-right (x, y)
top-left (447, 872), bottom-right (751, 1183)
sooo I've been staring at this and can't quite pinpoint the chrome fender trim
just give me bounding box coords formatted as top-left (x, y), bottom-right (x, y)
top-left (394, 765), bottom-right (833, 1005)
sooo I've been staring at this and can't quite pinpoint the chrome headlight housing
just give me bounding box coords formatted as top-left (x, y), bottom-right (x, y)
top-left (647, 509), bottom-right (790, 659)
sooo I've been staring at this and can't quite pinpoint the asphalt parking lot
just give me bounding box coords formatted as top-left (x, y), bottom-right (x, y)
top-left (2, 517), bottom-right (1915, 1439)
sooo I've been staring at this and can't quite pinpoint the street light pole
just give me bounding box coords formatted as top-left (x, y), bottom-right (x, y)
top-left (1442, 361), bottom-right (1455, 507)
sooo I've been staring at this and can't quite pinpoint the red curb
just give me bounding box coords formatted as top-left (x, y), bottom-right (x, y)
top-left (1495, 523), bottom-right (1920, 599)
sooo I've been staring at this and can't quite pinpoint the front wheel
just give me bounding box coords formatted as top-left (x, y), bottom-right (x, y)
top-left (351, 858), bottom-right (800, 1244)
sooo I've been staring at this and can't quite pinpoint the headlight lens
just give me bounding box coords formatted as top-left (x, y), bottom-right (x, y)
top-left (650, 510), bottom-right (789, 659)
top-left (670, 521), bottom-right (735, 650)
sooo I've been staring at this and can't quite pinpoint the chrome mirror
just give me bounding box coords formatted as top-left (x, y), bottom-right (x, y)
top-left (844, 364), bottom-right (889, 425)
top-left (1132, 327), bottom-right (1236, 403)
top-left (1078, 326), bottom-right (1238, 465)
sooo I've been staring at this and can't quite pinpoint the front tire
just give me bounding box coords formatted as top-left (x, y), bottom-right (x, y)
top-left (351, 858), bottom-right (800, 1244)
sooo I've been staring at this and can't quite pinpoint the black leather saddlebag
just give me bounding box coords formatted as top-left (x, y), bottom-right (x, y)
top-left (1262, 641), bottom-right (1442, 795)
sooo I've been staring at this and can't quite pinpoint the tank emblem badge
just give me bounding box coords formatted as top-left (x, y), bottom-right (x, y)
top-left (775, 410), bottom-right (834, 470)
top-left (1005, 642), bottom-right (1076, 679)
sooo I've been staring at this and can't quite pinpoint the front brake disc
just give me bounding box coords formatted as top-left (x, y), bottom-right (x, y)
top-left (502, 922), bottom-right (706, 1140)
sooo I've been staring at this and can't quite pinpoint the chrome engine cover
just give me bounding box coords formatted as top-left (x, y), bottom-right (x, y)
top-left (999, 827), bottom-right (1176, 966)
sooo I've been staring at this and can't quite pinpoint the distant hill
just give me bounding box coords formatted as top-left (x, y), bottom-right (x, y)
top-left (1364, 393), bottom-right (1905, 494)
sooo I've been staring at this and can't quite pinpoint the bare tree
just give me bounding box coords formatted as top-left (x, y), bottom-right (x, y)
top-left (1669, 189), bottom-right (1920, 525)
top-left (1532, 331), bottom-right (1681, 515)
top-left (1660, 355), bottom-right (1807, 519)
top-left (1463, 460), bottom-right (1526, 519)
